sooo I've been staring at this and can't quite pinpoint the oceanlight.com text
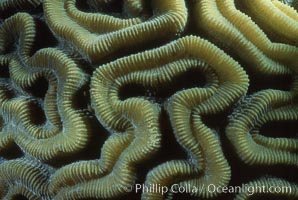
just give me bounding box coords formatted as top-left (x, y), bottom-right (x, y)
top-left (117, 183), bottom-right (292, 196)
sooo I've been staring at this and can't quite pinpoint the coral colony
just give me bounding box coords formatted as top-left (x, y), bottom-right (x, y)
top-left (0, 0), bottom-right (297, 199)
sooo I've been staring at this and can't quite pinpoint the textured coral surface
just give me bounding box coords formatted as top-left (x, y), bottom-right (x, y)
top-left (0, 0), bottom-right (297, 199)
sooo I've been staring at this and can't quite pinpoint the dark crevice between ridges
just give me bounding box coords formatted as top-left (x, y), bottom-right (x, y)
top-left (75, 0), bottom-right (154, 21)
top-left (118, 68), bottom-right (207, 103)
top-left (234, 0), bottom-right (247, 15)
top-left (182, 0), bottom-right (200, 37)
top-left (100, 0), bottom-right (123, 14)
top-left (230, 53), bottom-right (294, 95)
top-left (0, 4), bottom-right (43, 20)
top-left (259, 120), bottom-right (298, 139)
top-left (137, 0), bottom-right (153, 19)
top-left (24, 77), bottom-right (49, 99)
top-left (74, 57), bottom-right (94, 75)
top-left (0, 142), bottom-right (24, 160)
top-left (30, 17), bottom-right (58, 57)
top-left (2, 39), bottom-right (17, 55)
top-left (0, 62), bottom-right (10, 78)
top-left (11, 195), bottom-right (29, 200)
top-left (27, 100), bottom-right (46, 125)
top-left (0, 83), bottom-right (16, 99)
top-left (118, 83), bottom-right (147, 101)
top-left (246, 68), bottom-right (293, 95)
top-left (0, 63), bottom-right (13, 99)
top-left (200, 105), bottom-right (234, 132)
top-left (76, 0), bottom-right (123, 15)
top-left (72, 82), bottom-right (90, 110)
top-left (21, 77), bottom-right (48, 126)
top-left (75, 0), bottom-right (93, 12)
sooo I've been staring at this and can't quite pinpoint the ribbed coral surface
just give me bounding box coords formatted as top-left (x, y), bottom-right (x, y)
top-left (0, 0), bottom-right (297, 199)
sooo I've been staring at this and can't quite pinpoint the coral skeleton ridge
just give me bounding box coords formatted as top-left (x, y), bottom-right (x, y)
top-left (43, 0), bottom-right (188, 63)
top-left (0, 0), bottom-right (297, 199)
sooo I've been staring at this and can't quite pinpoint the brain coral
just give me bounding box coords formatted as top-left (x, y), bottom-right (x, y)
top-left (0, 0), bottom-right (297, 200)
